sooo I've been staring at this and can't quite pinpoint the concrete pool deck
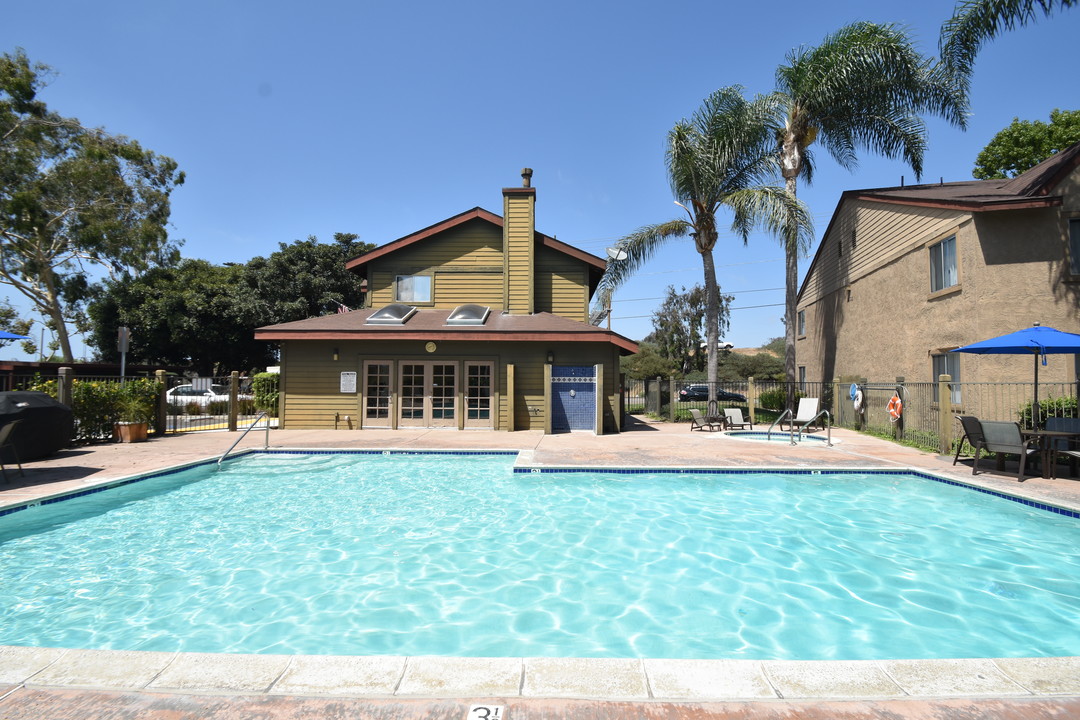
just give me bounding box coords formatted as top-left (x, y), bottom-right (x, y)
top-left (1, 417), bottom-right (1078, 719)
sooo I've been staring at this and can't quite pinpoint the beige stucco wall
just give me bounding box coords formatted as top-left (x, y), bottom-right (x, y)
top-left (798, 186), bottom-right (1080, 389)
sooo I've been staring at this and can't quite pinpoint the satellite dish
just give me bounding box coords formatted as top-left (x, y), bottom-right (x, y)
top-left (606, 246), bottom-right (628, 261)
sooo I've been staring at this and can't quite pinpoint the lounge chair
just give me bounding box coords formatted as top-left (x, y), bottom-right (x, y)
top-left (781, 397), bottom-right (820, 432)
top-left (689, 408), bottom-right (723, 432)
top-left (724, 408), bottom-right (752, 430)
top-left (0, 420), bottom-right (24, 483)
top-left (1046, 417), bottom-right (1080, 478)
top-left (953, 415), bottom-right (985, 466)
top-left (972, 420), bottom-right (1039, 481)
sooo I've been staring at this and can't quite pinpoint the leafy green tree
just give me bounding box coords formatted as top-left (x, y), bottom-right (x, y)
top-left (620, 342), bottom-right (678, 381)
top-left (973, 109), bottom-right (1080, 179)
top-left (0, 299), bottom-right (32, 353)
top-left (596, 86), bottom-right (811, 409)
top-left (239, 232), bottom-right (373, 326)
top-left (772, 22), bottom-right (968, 406)
top-left (761, 336), bottom-right (785, 356)
top-left (645, 284), bottom-right (731, 375)
top-left (940, 0), bottom-right (1077, 89)
top-left (0, 49), bottom-right (185, 361)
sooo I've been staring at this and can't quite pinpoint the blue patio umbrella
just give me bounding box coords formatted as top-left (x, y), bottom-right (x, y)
top-left (0, 330), bottom-right (30, 340)
top-left (952, 323), bottom-right (1080, 429)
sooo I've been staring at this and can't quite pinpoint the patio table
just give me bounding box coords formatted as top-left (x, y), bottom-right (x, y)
top-left (1022, 429), bottom-right (1080, 479)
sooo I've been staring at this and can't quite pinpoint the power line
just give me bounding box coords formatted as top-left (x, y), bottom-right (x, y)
top-left (614, 302), bottom-right (784, 320)
top-left (613, 287), bottom-right (783, 303)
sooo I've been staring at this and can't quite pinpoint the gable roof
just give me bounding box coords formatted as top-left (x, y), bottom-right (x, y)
top-left (846, 140), bottom-right (1080, 212)
top-left (344, 206), bottom-right (607, 274)
top-left (255, 307), bottom-right (640, 355)
top-left (796, 142), bottom-right (1080, 304)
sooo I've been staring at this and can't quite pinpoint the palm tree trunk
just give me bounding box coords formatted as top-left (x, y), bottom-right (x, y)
top-left (784, 173), bottom-right (799, 412)
top-left (701, 247), bottom-right (720, 408)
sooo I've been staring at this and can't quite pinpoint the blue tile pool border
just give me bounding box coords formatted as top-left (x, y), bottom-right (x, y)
top-left (1, 449), bottom-right (1077, 521)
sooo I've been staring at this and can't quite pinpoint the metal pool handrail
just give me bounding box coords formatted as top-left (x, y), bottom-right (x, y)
top-left (218, 412), bottom-right (270, 467)
top-left (797, 409), bottom-right (833, 447)
top-left (767, 409), bottom-right (792, 442)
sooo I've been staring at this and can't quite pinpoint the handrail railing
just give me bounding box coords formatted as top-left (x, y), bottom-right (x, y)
top-left (218, 412), bottom-right (270, 467)
top-left (767, 409), bottom-right (793, 442)
top-left (796, 409), bottom-right (833, 447)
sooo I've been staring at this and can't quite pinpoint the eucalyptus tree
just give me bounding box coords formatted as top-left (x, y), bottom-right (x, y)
top-left (0, 49), bottom-right (184, 361)
top-left (940, 0), bottom-right (1076, 90)
top-left (772, 22), bottom-right (968, 406)
top-left (595, 86), bottom-right (812, 409)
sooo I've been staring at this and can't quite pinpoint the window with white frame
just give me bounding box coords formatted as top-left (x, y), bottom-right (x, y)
top-left (395, 274), bottom-right (432, 303)
top-left (1069, 218), bottom-right (1080, 275)
top-left (797, 309), bottom-right (806, 337)
top-left (931, 353), bottom-right (961, 405)
top-left (929, 235), bottom-right (958, 293)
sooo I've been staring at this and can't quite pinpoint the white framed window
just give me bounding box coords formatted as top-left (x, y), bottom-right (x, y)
top-left (1069, 218), bottom-right (1080, 276)
top-left (395, 274), bottom-right (432, 303)
top-left (932, 353), bottom-right (961, 405)
top-left (929, 235), bottom-right (958, 293)
top-left (796, 309), bottom-right (806, 337)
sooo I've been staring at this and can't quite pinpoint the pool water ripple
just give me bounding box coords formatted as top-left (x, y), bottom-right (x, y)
top-left (1, 453), bottom-right (1079, 659)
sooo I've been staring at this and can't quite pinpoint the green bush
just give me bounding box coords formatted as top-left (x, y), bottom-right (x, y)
top-left (27, 376), bottom-right (161, 443)
top-left (253, 372), bottom-right (279, 416)
top-left (758, 387), bottom-right (806, 412)
top-left (1019, 395), bottom-right (1078, 427)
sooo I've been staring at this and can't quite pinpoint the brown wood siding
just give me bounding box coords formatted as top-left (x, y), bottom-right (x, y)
top-left (367, 219), bottom-right (505, 306)
top-left (278, 339), bottom-right (622, 432)
top-left (504, 195), bottom-right (534, 314)
top-left (536, 245), bottom-right (588, 321)
top-left (802, 200), bottom-right (965, 303)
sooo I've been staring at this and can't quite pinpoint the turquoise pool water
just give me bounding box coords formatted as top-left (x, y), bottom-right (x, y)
top-left (1, 452), bottom-right (1078, 659)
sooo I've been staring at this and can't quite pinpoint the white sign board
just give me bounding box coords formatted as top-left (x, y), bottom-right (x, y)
top-left (192, 377), bottom-right (212, 391)
top-left (340, 371), bottom-right (357, 394)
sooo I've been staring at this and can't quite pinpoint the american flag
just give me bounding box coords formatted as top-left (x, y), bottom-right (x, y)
top-left (336, 302), bottom-right (350, 314)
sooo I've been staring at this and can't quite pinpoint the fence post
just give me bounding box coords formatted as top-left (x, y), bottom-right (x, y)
top-left (57, 367), bottom-right (73, 409)
top-left (747, 376), bottom-right (756, 425)
top-left (938, 374), bottom-right (953, 454)
top-left (154, 369), bottom-right (168, 437)
top-left (894, 376), bottom-right (905, 440)
top-left (669, 376), bottom-right (676, 423)
top-left (229, 371), bottom-right (239, 432)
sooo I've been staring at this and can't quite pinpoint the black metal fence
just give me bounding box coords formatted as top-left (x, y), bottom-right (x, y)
top-left (624, 376), bottom-right (1079, 453)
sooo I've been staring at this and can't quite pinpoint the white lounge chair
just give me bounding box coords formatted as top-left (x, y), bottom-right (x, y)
top-left (724, 408), bottom-right (752, 430)
top-left (781, 397), bottom-right (820, 432)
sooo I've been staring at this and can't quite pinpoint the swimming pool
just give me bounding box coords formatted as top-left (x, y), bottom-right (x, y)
top-left (723, 430), bottom-right (832, 444)
top-left (1, 451), bottom-right (1078, 660)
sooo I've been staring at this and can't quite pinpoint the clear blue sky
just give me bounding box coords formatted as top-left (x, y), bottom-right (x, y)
top-left (2, 0), bottom-right (1077, 360)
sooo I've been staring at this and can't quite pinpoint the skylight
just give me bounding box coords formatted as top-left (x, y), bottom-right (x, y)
top-left (445, 304), bottom-right (490, 326)
top-left (366, 303), bottom-right (417, 325)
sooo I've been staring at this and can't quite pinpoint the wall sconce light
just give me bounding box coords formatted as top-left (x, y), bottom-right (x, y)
top-left (546, 351), bottom-right (554, 364)
top-left (333, 348), bottom-right (339, 361)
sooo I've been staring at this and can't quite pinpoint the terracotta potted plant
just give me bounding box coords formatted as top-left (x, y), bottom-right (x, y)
top-left (114, 395), bottom-right (151, 443)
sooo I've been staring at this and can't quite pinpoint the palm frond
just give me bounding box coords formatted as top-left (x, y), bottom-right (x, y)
top-left (725, 186), bottom-right (814, 255)
top-left (590, 219), bottom-right (691, 322)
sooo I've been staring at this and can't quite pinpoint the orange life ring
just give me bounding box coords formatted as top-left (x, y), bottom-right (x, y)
top-left (887, 394), bottom-right (903, 422)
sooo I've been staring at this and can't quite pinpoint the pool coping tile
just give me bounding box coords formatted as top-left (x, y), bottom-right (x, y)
top-left (397, 656), bottom-right (522, 697)
top-left (763, 659), bottom-right (904, 698)
top-left (643, 658), bottom-right (777, 699)
top-left (270, 654), bottom-right (407, 696)
top-left (881, 658), bottom-right (1030, 697)
top-left (0, 646), bottom-right (67, 684)
top-left (26, 648), bottom-right (175, 690)
top-left (522, 657), bottom-right (649, 699)
top-left (146, 652), bottom-right (292, 693)
top-left (992, 657), bottom-right (1080, 695)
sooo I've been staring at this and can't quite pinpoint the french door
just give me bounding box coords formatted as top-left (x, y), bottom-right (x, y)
top-left (399, 362), bottom-right (457, 428)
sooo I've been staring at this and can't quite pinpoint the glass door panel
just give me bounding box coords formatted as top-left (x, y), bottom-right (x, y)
top-left (399, 363), bottom-right (426, 427)
top-left (363, 361), bottom-right (392, 427)
top-left (465, 362), bottom-right (493, 428)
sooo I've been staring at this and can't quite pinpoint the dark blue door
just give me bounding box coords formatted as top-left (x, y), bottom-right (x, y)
top-left (551, 365), bottom-right (595, 432)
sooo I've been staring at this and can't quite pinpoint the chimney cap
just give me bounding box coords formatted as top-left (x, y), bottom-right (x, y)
top-left (521, 168), bottom-right (533, 188)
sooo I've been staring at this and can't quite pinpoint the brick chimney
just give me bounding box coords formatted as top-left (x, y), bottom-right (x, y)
top-left (503, 168), bottom-right (536, 314)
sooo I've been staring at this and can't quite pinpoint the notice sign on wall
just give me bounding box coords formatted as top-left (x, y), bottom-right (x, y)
top-left (340, 371), bottom-right (357, 394)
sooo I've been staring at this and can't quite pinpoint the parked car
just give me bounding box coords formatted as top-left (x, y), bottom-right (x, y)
top-left (166, 384), bottom-right (252, 408)
top-left (678, 384), bottom-right (746, 402)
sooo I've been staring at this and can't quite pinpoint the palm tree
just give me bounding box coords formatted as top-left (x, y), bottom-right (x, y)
top-left (940, 0), bottom-right (1076, 89)
top-left (595, 86), bottom-right (812, 410)
top-left (772, 22), bottom-right (968, 407)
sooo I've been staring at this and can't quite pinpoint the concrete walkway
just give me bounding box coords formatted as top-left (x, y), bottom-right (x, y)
top-left (1, 417), bottom-right (1078, 719)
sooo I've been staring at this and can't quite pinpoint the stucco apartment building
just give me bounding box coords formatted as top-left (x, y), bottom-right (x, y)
top-left (796, 142), bottom-right (1080, 393)
top-left (255, 170), bottom-right (638, 433)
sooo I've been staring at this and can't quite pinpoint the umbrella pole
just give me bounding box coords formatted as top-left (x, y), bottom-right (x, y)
top-left (1033, 351), bottom-right (1040, 431)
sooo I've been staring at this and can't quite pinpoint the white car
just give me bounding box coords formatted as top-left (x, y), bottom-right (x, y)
top-left (166, 384), bottom-right (250, 408)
